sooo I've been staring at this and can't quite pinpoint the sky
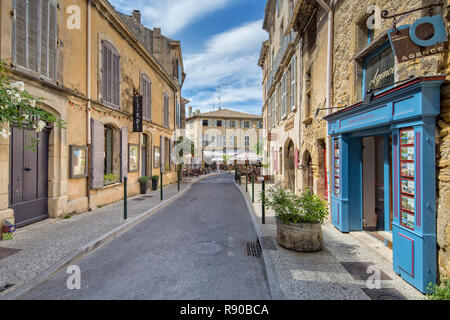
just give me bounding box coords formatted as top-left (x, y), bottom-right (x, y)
top-left (109, 0), bottom-right (268, 115)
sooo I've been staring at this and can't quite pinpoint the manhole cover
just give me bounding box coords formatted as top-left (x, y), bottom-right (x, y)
top-left (362, 288), bottom-right (407, 300)
top-left (191, 242), bottom-right (222, 255)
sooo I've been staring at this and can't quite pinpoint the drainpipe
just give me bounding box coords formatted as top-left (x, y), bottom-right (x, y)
top-left (314, 0), bottom-right (334, 202)
top-left (86, 0), bottom-right (92, 210)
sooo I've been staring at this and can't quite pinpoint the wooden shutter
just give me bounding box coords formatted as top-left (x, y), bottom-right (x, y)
top-left (14, 0), bottom-right (27, 68)
top-left (40, 0), bottom-right (49, 77)
top-left (27, 0), bottom-right (39, 72)
top-left (90, 119), bottom-right (105, 189)
top-left (148, 80), bottom-right (152, 120)
top-left (113, 53), bottom-right (120, 108)
top-left (102, 43), bottom-right (109, 103)
top-left (48, 1), bottom-right (57, 79)
top-left (120, 127), bottom-right (128, 182)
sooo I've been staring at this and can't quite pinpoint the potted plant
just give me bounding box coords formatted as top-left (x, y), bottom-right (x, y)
top-left (104, 173), bottom-right (118, 186)
top-left (138, 176), bottom-right (149, 194)
top-left (151, 175), bottom-right (159, 190)
top-left (263, 186), bottom-right (328, 252)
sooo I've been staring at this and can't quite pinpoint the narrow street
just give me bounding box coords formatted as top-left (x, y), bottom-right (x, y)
top-left (20, 174), bottom-right (271, 300)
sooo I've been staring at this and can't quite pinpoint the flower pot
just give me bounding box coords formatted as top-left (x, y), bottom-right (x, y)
top-left (151, 178), bottom-right (159, 190)
top-left (276, 218), bottom-right (323, 252)
top-left (140, 182), bottom-right (148, 194)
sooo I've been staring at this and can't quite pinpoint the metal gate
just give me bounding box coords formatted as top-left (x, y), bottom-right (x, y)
top-left (9, 127), bottom-right (50, 227)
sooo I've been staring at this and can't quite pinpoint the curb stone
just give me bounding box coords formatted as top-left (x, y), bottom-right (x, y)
top-left (1, 173), bottom-right (219, 300)
top-left (232, 179), bottom-right (284, 300)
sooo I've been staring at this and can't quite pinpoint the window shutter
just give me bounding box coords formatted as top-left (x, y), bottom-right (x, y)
top-left (40, 0), bottom-right (49, 77)
top-left (48, 1), bottom-right (57, 79)
top-left (14, 0), bottom-right (27, 68)
top-left (120, 127), bottom-right (128, 182)
top-left (148, 80), bottom-right (152, 120)
top-left (26, 0), bottom-right (39, 72)
top-left (113, 53), bottom-right (120, 108)
top-left (90, 119), bottom-right (104, 189)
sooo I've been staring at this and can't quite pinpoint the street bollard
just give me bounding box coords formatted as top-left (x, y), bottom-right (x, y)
top-left (160, 171), bottom-right (163, 201)
top-left (245, 165), bottom-right (248, 192)
top-left (262, 179), bottom-right (265, 225)
top-left (178, 166), bottom-right (180, 191)
top-left (252, 174), bottom-right (255, 203)
top-left (124, 176), bottom-right (128, 220)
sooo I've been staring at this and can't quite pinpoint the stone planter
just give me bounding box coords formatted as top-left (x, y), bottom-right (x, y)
top-left (276, 218), bottom-right (323, 252)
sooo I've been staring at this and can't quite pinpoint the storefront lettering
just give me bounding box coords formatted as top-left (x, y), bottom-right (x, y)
top-left (347, 113), bottom-right (375, 125)
top-left (369, 67), bottom-right (395, 88)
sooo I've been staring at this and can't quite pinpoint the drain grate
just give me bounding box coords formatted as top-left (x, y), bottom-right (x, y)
top-left (246, 241), bottom-right (262, 258)
top-left (0, 283), bottom-right (15, 293)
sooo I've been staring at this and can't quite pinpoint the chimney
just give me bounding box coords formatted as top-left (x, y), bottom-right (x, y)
top-left (132, 10), bottom-right (141, 24)
top-left (189, 106), bottom-right (193, 117)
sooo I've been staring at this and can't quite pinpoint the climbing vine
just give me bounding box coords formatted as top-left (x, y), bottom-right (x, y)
top-left (0, 61), bottom-right (66, 150)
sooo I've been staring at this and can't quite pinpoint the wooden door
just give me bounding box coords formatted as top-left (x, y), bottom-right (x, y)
top-left (9, 127), bottom-right (50, 227)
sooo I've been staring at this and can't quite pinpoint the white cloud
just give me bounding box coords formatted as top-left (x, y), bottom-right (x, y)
top-left (183, 19), bottom-right (267, 113)
top-left (111, 0), bottom-right (235, 36)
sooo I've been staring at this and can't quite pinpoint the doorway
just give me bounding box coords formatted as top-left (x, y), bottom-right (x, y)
top-left (9, 126), bottom-right (51, 227)
top-left (362, 135), bottom-right (393, 232)
top-left (287, 140), bottom-right (295, 191)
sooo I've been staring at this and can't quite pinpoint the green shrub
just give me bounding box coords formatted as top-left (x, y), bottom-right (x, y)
top-left (104, 173), bottom-right (118, 185)
top-left (427, 278), bottom-right (450, 300)
top-left (262, 186), bottom-right (328, 224)
top-left (138, 176), bottom-right (149, 184)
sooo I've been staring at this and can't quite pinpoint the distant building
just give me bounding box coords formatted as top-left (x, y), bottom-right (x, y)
top-left (186, 109), bottom-right (263, 166)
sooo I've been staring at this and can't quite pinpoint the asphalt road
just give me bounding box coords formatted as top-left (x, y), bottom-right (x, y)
top-left (20, 174), bottom-right (271, 300)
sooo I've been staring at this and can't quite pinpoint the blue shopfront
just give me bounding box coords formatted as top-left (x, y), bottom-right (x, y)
top-left (324, 76), bottom-right (445, 293)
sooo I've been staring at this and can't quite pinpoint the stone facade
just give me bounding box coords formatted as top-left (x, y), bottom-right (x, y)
top-left (261, 0), bottom-right (450, 280)
top-left (186, 109), bottom-right (263, 167)
top-left (0, 0), bottom-right (185, 227)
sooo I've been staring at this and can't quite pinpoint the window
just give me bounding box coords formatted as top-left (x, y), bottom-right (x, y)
top-left (244, 121), bottom-right (250, 129)
top-left (305, 65), bottom-right (312, 119)
top-left (163, 93), bottom-right (169, 128)
top-left (105, 126), bottom-right (114, 175)
top-left (141, 74), bottom-right (152, 120)
top-left (13, 0), bottom-right (58, 79)
top-left (245, 136), bottom-right (250, 147)
top-left (290, 55), bottom-right (296, 111)
top-left (216, 120), bottom-right (222, 127)
top-left (229, 121), bottom-right (236, 128)
top-left (102, 41), bottom-right (120, 108)
top-left (203, 120), bottom-right (209, 127)
top-left (307, 12), bottom-right (317, 53)
top-left (362, 42), bottom-right (395, 95)
top-left (230, 135), bottom-right (235, 147)
top-left (257, 121), bottom-right (263, 129)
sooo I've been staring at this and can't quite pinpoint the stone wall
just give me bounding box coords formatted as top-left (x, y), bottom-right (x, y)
top-left (332, 0), bottom-right (449, 279)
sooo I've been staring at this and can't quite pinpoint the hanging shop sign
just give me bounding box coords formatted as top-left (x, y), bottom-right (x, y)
top-left (133, 95), bottom-right (143, 133)
top-left (388, 14), bottom-right (448, 63)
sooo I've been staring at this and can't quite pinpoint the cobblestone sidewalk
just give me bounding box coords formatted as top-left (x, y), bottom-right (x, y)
top-left (239, 180), bottom-right (425, 300)
top-left (0, 175), bottom-right (210, 296)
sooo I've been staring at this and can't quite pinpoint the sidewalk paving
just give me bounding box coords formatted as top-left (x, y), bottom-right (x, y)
top-left (239, 180), bottom-right (425, 300)
top-left (0, 174), bottom-right (210, 296)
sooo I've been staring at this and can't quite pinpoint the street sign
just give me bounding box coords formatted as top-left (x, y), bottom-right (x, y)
top-left (133, 95), bottom-right (143, 133)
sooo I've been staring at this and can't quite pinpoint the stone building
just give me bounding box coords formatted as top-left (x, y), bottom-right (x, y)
top-left (259, 0), bottom-right (329, 197)
top-left (185, 108), bottom-right (263, 167)
top-left (0, 0), bottom-right (185, 228)
top-left (261, 0), bottom-right (449, 292)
